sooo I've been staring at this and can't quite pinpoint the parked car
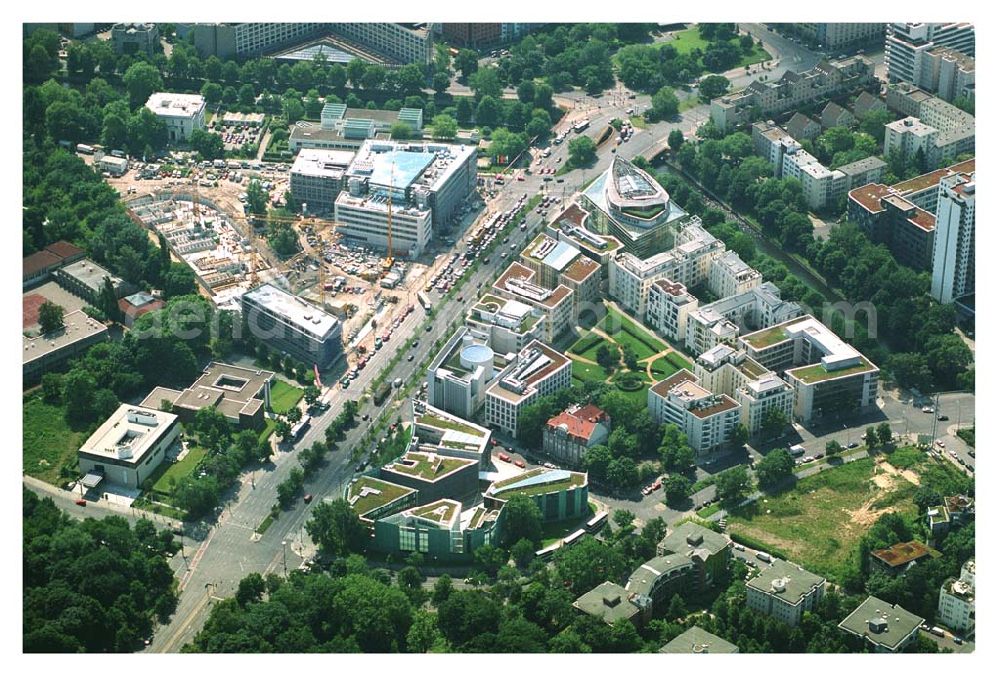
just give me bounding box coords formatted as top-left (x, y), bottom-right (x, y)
top-left (514, 459), bottom-right (526, 469)
top-left (303, 494), bottom-right (313, 503)
top-left (75, 499), bottom-right (87, 507)
top-left (937, 415), bottom-right (949, 421)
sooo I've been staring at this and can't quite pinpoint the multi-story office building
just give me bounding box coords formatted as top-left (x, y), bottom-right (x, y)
top-left (580, 157), bottom-right (692, 257)
top-left (931, 170), bottom-right (975, 303)
top-left (847, 157), bottom-right (974, 269)
top-left (77, 405), bottom-right (182, 490)
top-left (938, 559), bottom-right (975, 634)
top-left (657, 522), bottom-right (731, 588)
top-left (335, 140), bottom-right (477, 257)
top-left (372, 498), bottom-right (504, 560)
top-left (145, 92), bottom-right (206, 143)
top-left (465, 294), bottom-right (543, 356)
top-left (791, 23), bottom-right (885, 50)
top-left (288, 149), bottom-right (354, 214)
top-left (241, 284), bottom-right (343, 368)
top-left (711, 56), bottom-right (876, 132)
top-left (346, 476), bottom-right (420, 525)
top-left (329, 23), bottom-right (434, 66)
top-left (289, 104), bottom-right (423, 153)
top-left (741, 315), bottom-right (879, 424)
top-left (609, 220), bottom-right (723, 318)
top-left (492, 263), bottom-right (574, 343)
top-left (440, 22), bottom-right (542, 47)
top-left (426, 328), bottom-right (504, 420)
top-left (54, 258), bottom-right (128, 305)
top-left (910, 47), bottom-right (976, 102)
top-left (380, 451), bottom-right (480, 504)
top-left (646, 279), bottom-right (699, 343)
top-left (518, 233), bottom-right (601, 318)
top-left (190, 22), bottom-right (325, 59)
top-left (839, 596), bottom-right (923, 652)
top-left (542, 404), bottom-right (610, 467)
top-left (484, 340), bottom-right (571, 438)
top-left (746, 559), bottom-right (826, 626)
top-left (647, 369), bottom-right (741, 455)
top-left (885, 23), bottom-right (974, 89)
top-left (548, 202), bottom-right (624, 268)
top-left (111, 23), bottom-right (160, 56)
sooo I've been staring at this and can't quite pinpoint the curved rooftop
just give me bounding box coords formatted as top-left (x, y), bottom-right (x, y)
top-left (606, 156), bottom-right (671, 224)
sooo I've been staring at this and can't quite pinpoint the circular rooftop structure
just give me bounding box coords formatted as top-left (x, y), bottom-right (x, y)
top-left (460, 344), bottom-right (494, 371)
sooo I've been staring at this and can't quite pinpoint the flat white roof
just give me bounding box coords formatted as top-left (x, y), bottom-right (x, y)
top-left (783, 316), bottom-right (860, 368)
top-left (291, 148), bottom-right (356, 179)
top-left (145, 92), bottom-right (206, 119)
top-left (79, 404), bottom-right (178, 465)
top-left (243, 284), bottom-right (339, 339)
top-left (23, 309), bottom-right (108, 363)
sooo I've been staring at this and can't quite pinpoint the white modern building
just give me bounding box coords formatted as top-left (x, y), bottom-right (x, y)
top-left (741, 315), bottom-right (879, 424)
top-left (746, 559), bottom-right (825, 627)
top-left (647, 369), bottom-right (741, 455)
top-left (781, 149), bottom-right (848, 211)
top-left (492, 263), bottom-right (575, 344)
top-left (885, 23), bottom-right (975, 90)
top-left (938, 559), bottom-right (975, 634)
top-left (646, 279), bottom-right (699, 343)
top-left (685, 282), bottom-right (802, 357)
top-left (77, 405), bottom-right (182, 490)
top-left (241, 284), bottom-right (343, 368)
top-left (709, 251), bottom-right (763, 299)
top-left (334, 140), bottom-right (477, 258)
top-left (289, 148), bottom-right (354, 214)
top-left (930, 171), bottom-right (975, 303)
top-left (466, 294), bottom-right (543, 355)
top-left (145, 92), bottom-right (206, 142)
top-left (484, 340), bottom-right (571, 438)
top-left (426, 327), bottom-right (504, 420)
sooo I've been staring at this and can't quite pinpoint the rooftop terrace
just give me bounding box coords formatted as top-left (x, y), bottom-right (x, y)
top-left (385, 451), bottom-right (476, 482)
top-left (346, 476), bottom-right (417, 517)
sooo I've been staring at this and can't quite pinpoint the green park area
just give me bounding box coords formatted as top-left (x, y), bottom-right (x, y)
top-left (726, 453), bottom-right (969, 583)
top-left (269, 380), bottom-right (304, 414)
top-left (665, 26), bottom-right (771, 68)
top-left (22, 394), bottom-right (86, 487)
top-left (150, 445), bottom-right (210, 497)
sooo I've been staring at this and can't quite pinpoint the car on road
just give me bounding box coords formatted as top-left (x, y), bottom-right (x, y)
top-left (756, 552), bottom-right (773, 563)
top-left (362, 413), bottom-right (370, 421)
top-left (847, 442), bottom-right (859, 449)
top-left (938, 415), bottom-right (949, 421)
top-left (407, 354), bottom-right (414, 362)
top-left (732, 543), bottom-right (745, 551)
top-left (498, 452), bottom-right (511, 463)
top-left (303, 494), bottom-right (313, 503)
top-left (75, 499), bottom-right (87, 507)
top-left (922, 406), bottom-right (934, 413)
top-left (514, 459), bottom-right (526, 469)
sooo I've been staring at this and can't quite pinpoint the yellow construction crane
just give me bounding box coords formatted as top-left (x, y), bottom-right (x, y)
top-left (382, 155), bottom-right (395, 273)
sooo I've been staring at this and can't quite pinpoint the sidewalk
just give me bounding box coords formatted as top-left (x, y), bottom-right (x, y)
top-left (23, 474), bottom-right (183, 531)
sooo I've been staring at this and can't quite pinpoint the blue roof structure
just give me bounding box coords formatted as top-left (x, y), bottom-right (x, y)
top-left (369, 150), bottom-right (436, 189)
top-left (542, 241), bottom-right (578, 272)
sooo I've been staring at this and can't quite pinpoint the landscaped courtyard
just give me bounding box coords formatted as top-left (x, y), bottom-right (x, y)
top-left (268, 380), bottom-right (304, 414)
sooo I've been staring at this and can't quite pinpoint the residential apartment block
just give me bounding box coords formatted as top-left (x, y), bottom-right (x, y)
top-left (645, 279), bottom-right (699, 344)
top-left (938, 559), bottom-right (975, 634)
top-left (791, 23), bottom-right (885, 50)
top-left (492, 263), bottom-right (574, 343)
top-left (519, 233), bottom-right (602, 319)
top-left (740, 315), bottom-right (879, 424)
top-left (931, 170), bottom-right (975, 303)
top-left (685, 282), bottom-right (802, 357)
top-left (746, 559), bottom-right (825, 626)
top-left (781, 149), bottom-right (848, 211)
top-left (839, 596), bottom-right (923, 652)
top-left (484, 340), bottom-right (572, 438)
top-left (711, 56), bottom-right (876, 132)
top-left (884, 83), bottom-right (975, 166)
top-left (647, 369), bottom-right (741, 455)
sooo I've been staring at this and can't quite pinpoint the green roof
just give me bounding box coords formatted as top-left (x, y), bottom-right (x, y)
top-left (747, 559), bottom-right (825, 604)
top-left (573, 582), bottom-right (641, 625)
top-left (387, 451), bottom-right (474, 481)
top-left (490, 468), bottom-right (587, 498)
top-left (838, 596), bottom-right (923, 651)
top-left (410, 499), bottom-right (459, 525)
top-left (742, 324), bottom-right (791, 349)
top-left (416, 413), bottom-right (484, 437)
top-left (658, 522), bottom-right (730, 557)
top-left (787, 356), bottom-right (876, 384)
top-left (660, 627), bottom-right (738, 654)
top-left (347, 477), bottom-right (417, 517)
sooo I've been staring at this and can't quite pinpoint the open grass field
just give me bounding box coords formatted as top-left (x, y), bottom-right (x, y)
top-left (603, 308), bottom-right (668, 361)
top-left (572, 359), bottom-right (606, 383)
top-left (151, 445), bottom-right (209, 496)
top-left (269, 380), bottom-right (304, 414)
top-left (22, 395), bottom-right (87, 487)
top-left (665, 27), bottom-right (771, 69)
top-left (649, 356), bottom-right (681, 380)
top-left (727, 458), bottom-right (920, 582)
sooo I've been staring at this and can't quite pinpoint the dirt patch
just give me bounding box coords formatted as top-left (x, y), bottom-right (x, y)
top-left (844, 500), bottom-right (896, 528)
top-left (873, 472), bottom-right (896, 490)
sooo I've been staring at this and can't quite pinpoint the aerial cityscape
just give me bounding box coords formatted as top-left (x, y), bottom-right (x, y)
top-left (21, 20), bottom-right (976, 656)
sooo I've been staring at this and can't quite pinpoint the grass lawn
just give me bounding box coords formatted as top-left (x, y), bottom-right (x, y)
top-left (629, 115), bottom-right (648, 129)
top-left (679, 96), bottom-right (703, 112)
top-left (727, 458), bottom-right (919, 582)
top-left (22, 395), bottom-right (87, 487)
top-left (269, 380), bottom-right (304, 414)
top-left (258, 418), bottom-right (277, 445)
top-left (569, 331), bottom-right (604, 356)
top-left (151, 445), bottom-right (209, 497)
top-left (539, 509), bottom-right (594, 548)
top-left (884, 447), bottom-right (925, 471)
top-left (663, 27), bottom-right (770, 69)
top-left (603, 310), bottom-right (667, 361)
top-left (572, 359), bottom-right (607, 383)
top-left (649, 356), bottom-right (681, 380)
top-left (665, 351), bottom-right (694, 371)
top-left (697, 503), bottom-right (722, 519)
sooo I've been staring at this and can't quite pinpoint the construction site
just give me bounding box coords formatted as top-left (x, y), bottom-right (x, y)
top-left (108, 156), bottom-right (485, 361)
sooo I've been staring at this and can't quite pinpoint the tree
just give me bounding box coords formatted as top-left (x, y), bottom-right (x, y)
top-left (25, 44), bottom-right (55, 83)
top-left (189, 128), bottom-right (224, 160)
top-left (583, 444), bottom-right (613, 483)
top-left (245, 180), bottom-right (268, 217)
top-left (666, 593), bottom-right (687, 621)
top-left (595, 343), bottom-right (619, 371)
top-left (455, 49), bottom-right (479, 79)
top-left (662, 475), bottom-right (691, 506)
top-left (913, 487), bottom-right (943, 513)
top-left (62, 369), bottom-right (97, 425)
top-left (606, 456), bottom-right (639, 490)
top-left (864, 427), bottom-right (879, 451)
top-left (437, 590), bottom-right (502, 648)
top-left (432, 71), bottom-right (450, 94)
top-left (647, 86), bottom-right (679, 121)
top-left (455, 97), bottom-right (474, 125)
top-left (698, 75), bottom-right (731, 103)
top-left (40, 373), bottom-right (63, 404)
top-left (668, 128), bottom-right (685, 152)
top-left (826, 440), bottom-right (843, 456)
top-left (756, 449), bottom-right (796, 490)
top-left (555, 537), bottom-right (628, 596)
top-left (760, 407), bottom-right (788, 440)
top-left (503, 494), bottom-right (544, 547)
top-left (469, 68), bottom-right (503, 100)
top-left (303, 385), bottom-right (320, 406)
top-left (472, 543), bottom-right (507, 578)
top-left (122, 62), bottom-right (163, 108)
top-left (235, 572), bottom-right (266, 607)
top-left (38, 301), bottom-right (64, 335)
top-left (511, 538), bottom-right (536, 568)
top-left (876, 423), bottom-right (893, 447)
top-left (430, 114), bottom-right (458, 140)
top-left (431, 574), bottom-right (453, 606)
top-left (567, 135), bottom-right (597, 167)
top-left (389, 122), bottom-right (413, 140)
top-left (475, 95), bottom-right (502, 127)
top-left (274, 419), bottom-right (292, 441)
top-left (716, 466), bottom-right (750, 508)
top-left (731, 423), bottom-right (750, 448)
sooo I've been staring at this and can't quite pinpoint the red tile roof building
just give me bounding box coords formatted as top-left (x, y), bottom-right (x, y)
top-left (542, 404), bottom-right (610, 467)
